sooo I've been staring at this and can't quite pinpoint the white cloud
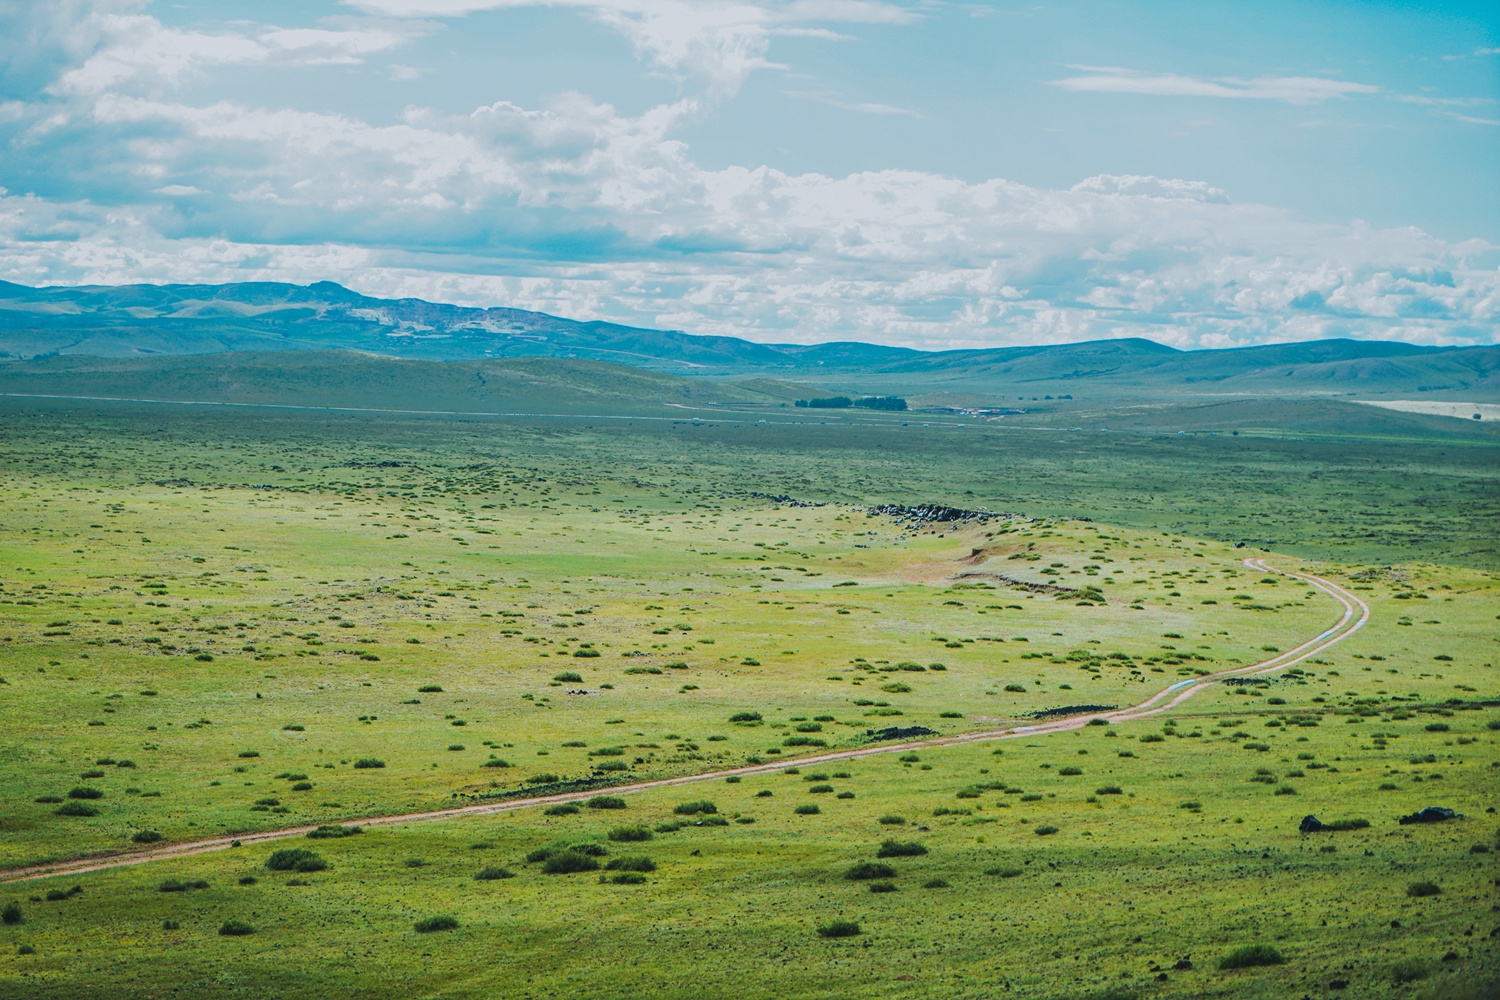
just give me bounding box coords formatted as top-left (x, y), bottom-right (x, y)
top-left (1050, 66), bottom-right (1379, 105)
top-left (782, 89), bottom-right (923, 117)
top-left (348, 0), bottom-right (915, 94)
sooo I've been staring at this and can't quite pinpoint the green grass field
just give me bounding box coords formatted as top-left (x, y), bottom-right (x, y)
top-left (0, 399), bottom-right (1495, 999)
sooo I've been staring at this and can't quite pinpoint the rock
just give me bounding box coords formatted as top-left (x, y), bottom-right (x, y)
top-left (1398, 806), bottom-right (1458, 825)
top-left (1300, 815), bottom-right (1325, 833)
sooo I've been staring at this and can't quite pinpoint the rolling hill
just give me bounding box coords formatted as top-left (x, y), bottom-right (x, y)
top-left (0, 279), bottom-right (1494, 402)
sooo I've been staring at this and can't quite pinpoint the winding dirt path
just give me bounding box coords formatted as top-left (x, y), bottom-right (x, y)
top-left (0, 558), bottom-right (1368, 885)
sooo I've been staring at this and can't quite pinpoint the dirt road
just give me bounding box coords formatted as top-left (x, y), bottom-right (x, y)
top-left (0, 558), bottom-right (1367, 884)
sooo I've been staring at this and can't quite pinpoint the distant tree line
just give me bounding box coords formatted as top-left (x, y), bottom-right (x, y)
top-left (795, 395), bottom-right (907, 411)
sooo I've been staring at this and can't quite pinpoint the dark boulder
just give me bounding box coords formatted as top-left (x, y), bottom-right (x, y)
top-left (1398, 806), bottom-right (1457, 825)
top-left (1299, 815), bottom-right (1325, 833)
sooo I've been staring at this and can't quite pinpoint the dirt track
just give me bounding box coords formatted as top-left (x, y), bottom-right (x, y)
top-left (0, 558), bottom-right (1368, 885)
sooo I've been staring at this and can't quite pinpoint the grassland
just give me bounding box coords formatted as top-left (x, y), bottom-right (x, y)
top-left (0, 398), bottom-right (1495, 1000)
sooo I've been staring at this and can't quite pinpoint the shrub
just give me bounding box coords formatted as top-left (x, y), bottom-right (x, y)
top-left (697, 815), bottom-right (730, 827)
top-left (552, 671), bottom-right (583, 683)
top-left (290, 781), bottom-right (314, 791)
top-left (607, 871), bottom-right (648, 884)
top-left (266, 848), bottom-right (326, 872)
top-left (1218, 944), bottom-right (1285, 969)
top-left (55, 802), bottom-right (98, 817)
top-left (783, 736), bottom-right (827, 747)
top-left (162, 920), bottom-right (180, 930)
top-left (1325, 819), bottom-right (1370, 831)
top-left (1034, 825), bottom-right (1059, 836)
top-left (876, 840), bottom-right (928, 858)
top-left (922, 878), bottom-right (950, 888)
top-left (33, 796), bottom-right (62, 804)
top-left (845, 862), bottom-right (897, 880)
top-left (67, 787), bottom-right (103, 800)
top-left (475, 866), bottom-right (515, 881)
top-left (586, 796), bottom-right (627, 810)
top-left (524, 773), bottom-right (560, 784)
top-left (878, 815), bottom-right (906, 826)
top-left (158, 879), bottom-right (209, 893)
top-left (728, 711), bottom-right (763, 723)
top-left (404, 858), bottom-right (426, 868)
top-left (218, 920), bottom-right (256, 936)
top-left (573, 649), bottom-right (601, 658)
top-left (1406, 881), bottom-right (1441, 898)
top-left (869, 881), bottom-right (898, 893)
top-left (541, 851), bottom-right (600, 874)
top-left (1004, 684), bottom-right (1026, 693)
top-left (352, 758), bottom-right (385, 769)
top-left (482, 758), bottom-right (512, 768)
top-left (604, 856), bottom-right (656, 873)
top-left (237, 751), bottom-right (260, 758)
top-left (307, 825), bottom-right (361, 839)
top-left (1095, 786), bottom-right (1123, 795)
top-left (1389, 958), bottom-right (1432, 984)
top-left (986, 866), bottom-right (1023, 878)
top-left (674, 800), bottom-right (717, 815)
top-left (808, 784), bottom-right (833, 794)
top-left (132, 830), bottom-right (164, 844)
top-left (543, 804), bottom-right (579, 816)
top-left (239, 876), bottom-right (258, 884)
top-left (1058, 767), bottom-right (1082, 776)
top-left (1424, 723), bottom-right (1450, 733)
top-left (608, 826), bottom-right (653, 843)
top-left (417, 685), bottom-right (444, 693)
top-left (1, 903), bottom-right (22, 925)
top-left (816, 920), bottom-right (861, 938)
top-left (794, 804), bottom-right (821, 815)
top-left (413, 915), bottom-right (458, 933)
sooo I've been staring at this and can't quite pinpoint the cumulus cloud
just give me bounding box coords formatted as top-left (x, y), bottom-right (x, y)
top-left (0, 2), bottom-right (1492, 351)
top-left (349, 0), bottom-right (914, 94)
top-left (1050, 66), bottom-right (1379, 105)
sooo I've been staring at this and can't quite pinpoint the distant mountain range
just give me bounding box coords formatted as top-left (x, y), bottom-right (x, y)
top-left (1, 280), bottom-right (1494, 399)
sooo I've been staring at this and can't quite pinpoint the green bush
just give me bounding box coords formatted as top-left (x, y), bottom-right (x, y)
top-left (845, 862), bottom-right (897, 880)
top-left (868, 881), bottom-right (898, 893)
top-left (352, 758), bottom-right (385, 769)
top-left (162, 920), bottom-right (180, 930)
top-left (1, 902), bottom-right (22, 925)
top-left (417, 685), bottom-right (444, 693)
top-left (414, 915), bottom-right (458, 933)
top-left (586, 796), bottom-right (627, 810)
top-left (604, 856), bottom-right (656, 873)
top-left (266, 848), bottom-right (326, 872)
top-left (67, 787), bottom-right (103, 800)
top-left (553, 671), bottom-right (583, 683)
top-left (543, 804), bottom-right (579, 816)
top-left (475, 866), bottom-right (515, 880)
top-left (158, 879), bottom-right (209, 893)
top-left (608, 826), bottom-right (653, 843)
top-left (607, 872), bottom-right (647, 884)
top-left (1218, 944), bottom-right (1285, 969)
top-left (55, 802), bottom-right (98, 817)
top-left (1034, 825), bottom-right (1059, 836)
top-left (808, 784), bottom-right (833, 794)
top-left (922, 878), bottom-right (950, 888)
top-left (794, 804), bottom-right (821, 815)
top-left (482, 758), bottom-right (512, 768)
top-left (816, 920), bottom-right (861, 938)
top-left (1406, 880), bottom-right (1441, 897)
top-left (878, 815), bottom-right (906, 825)
top-left (986, 866), bottom-right (1023, 878)
top-left (729, 711), bottom-right (763, 723)
top-left (132, 830), bottom-right (164, 844)
top-left (218, 920), bottom-right (256, 936)
top-left (674, 800), bottom-right (717, 815)
top-left (1325, 819), bottom-right (1370, 831)
top-left (1058, 767), bottom-right (1082, 776)
top-left (1095, 786), bottom-right (1123, 795)
top-left (541, 850), bottom-right (601, 874)
top-left (876, 840), bottom-right (928, 858)
top-left (307, 825), bottom-right (361, 839)
top-left (1389, 958), bottom-right (1432, 984)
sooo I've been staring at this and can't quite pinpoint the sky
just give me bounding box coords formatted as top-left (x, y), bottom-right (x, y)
top-left (0, 0), bottom-right (1496, 349)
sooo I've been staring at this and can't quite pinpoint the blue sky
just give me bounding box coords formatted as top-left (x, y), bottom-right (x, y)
top-left (0, 0), bottom-right (1495, 348)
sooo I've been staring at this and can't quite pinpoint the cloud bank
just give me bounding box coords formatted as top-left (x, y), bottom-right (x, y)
top-left (0, 1), bottom-right (1493, 350)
